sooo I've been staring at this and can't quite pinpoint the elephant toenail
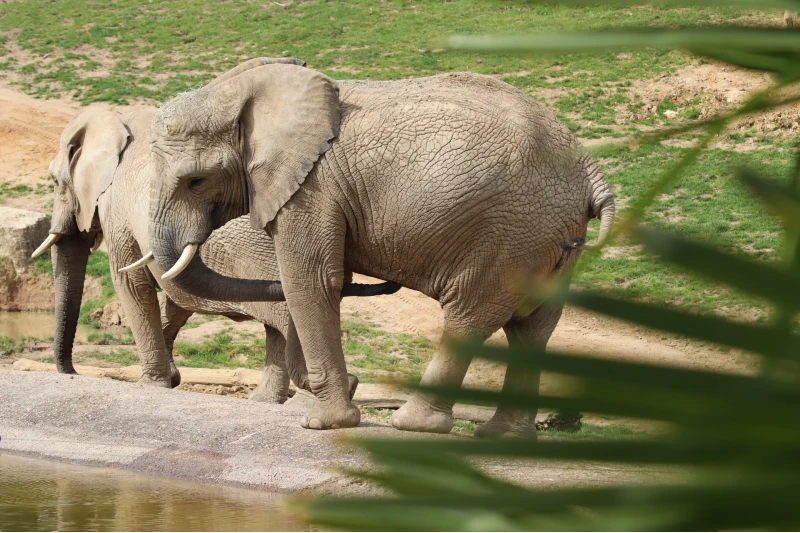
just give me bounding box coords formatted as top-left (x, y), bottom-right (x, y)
top-left (331, 424), bottom-right (340, 429)
top-left (300, 416), bottom-right (309, 428)
top-left (309, 418), bottom-right (323, 429)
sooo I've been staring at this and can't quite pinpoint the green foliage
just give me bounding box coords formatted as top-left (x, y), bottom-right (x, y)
top-left (173, 331), bottom-right (267, 369)
top-left (78, 251), bottom-right (116, 326)
top-left (86, 329), bottom-right (133, 345)
top-left (342, 319), bottom-right (435, 384)
top-left (0, 182), bottom-right (34, 198)
top-left (82, 348), bottom-right (138, 366)
top-left (27, 250), bottom-right (53, 278)
top-left (306, 1), bottom-right (800, 531)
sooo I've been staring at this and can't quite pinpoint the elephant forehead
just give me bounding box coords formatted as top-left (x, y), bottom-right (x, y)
top-left (151, 147), bottom-right (231, 177)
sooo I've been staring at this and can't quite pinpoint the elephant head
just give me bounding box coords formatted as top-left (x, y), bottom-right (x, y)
top-left (148, 63), bottom-right (339, 301)
top-left (34, 110), bottom-right (131, 373)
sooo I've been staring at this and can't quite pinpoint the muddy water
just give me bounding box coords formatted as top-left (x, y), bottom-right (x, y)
top-left (0, 312), bottom-right (91, 342)
top-left (0, 455), bottom-right (307, 531)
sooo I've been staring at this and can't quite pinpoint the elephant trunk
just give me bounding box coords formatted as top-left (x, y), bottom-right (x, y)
top-left (150, 223), bottom-right (286, 303)
top-left (52, 233), bottom-right (91, 374)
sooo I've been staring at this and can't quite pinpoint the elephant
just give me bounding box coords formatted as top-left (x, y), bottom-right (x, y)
top-left (786, 10), bottom-right (799, 27)
top-left (146, 63), bottom-right (615, 435)
top-left (32, 57), bottom-right (399, 401)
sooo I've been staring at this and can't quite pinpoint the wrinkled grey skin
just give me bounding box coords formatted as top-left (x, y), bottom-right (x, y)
top-left (148, 65), bottom-right (615, 435)
top-left (45, 58), bottom-right (396, 400)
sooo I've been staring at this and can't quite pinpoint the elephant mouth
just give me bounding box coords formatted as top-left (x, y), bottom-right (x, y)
top-left (160, 243), bottom-right (198, 280)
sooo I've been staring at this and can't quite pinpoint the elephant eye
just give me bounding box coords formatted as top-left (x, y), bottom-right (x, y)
top-left (188, 177), bottom-right (207, 190)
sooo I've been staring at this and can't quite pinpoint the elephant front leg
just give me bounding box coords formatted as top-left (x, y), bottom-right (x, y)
top-left (249, 325), bottom-right (290, 403)
top-left (110, 253), bottom-right (173, 388)
top-left (285, 289), bottom-right (360, 429)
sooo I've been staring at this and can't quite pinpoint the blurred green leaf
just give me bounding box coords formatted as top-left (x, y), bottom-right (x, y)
top-left (637, 227), bottom-right (800, 309)
top-left (738, 168), bottom-right (800, 234)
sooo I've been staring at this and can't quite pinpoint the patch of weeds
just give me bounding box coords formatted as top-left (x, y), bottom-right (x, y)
top-left (28, 250), bottom-right (53, 277)
top-left (79, 251), bottom-right (116, 325)
top-left (656, 96), bottom-right (678, 115)
top-left (341, 319), bottom-right (434, 385)
top-left (0, 336), bottom-right (45, 355)
top-left (87, 329), bottom-right (134, 345)
top-left (452, 419), bottom-right (477, 436)
top-left (174, 332), bottom-right (266, 369)
top-left (0, 182), bottom-right (34, 198)
top-left (540, 423), bottom-right (642, 440)
top-left (83, 348), bottom-right (138, 366)
top-left (363, 407), bottom-right (393, 421)
top-left (0, 336), bottom-right (24, 355)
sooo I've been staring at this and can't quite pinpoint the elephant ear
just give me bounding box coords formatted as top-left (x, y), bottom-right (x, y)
top-left (56, 110), bottom-right (130, 232)
top-left (213, 64), bottom-right (340, 229)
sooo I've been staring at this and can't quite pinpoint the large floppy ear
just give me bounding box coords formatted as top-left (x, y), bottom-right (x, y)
top-left (207, 64), bottom-right (339, 229)
top-left (205, 57), bottom-right (307, 89)
top-left (55, 110), bottom-right (130, 232)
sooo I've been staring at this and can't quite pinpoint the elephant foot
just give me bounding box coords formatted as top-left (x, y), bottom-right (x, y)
top-left (390, 397), bottom-right (453, 433)
top-left (285, 388), bottom-right (316, 408)
top-left (249, 382), bottom-right (287, 404)
top-left (347, 373), bottom-right (359, 400)
top-left (169, 361), bottom-right (182, 389)
top-left (137, 373), bottom-right (172, 388)
top-left (300, 399), bottom-right (361, 430)
top-left (474, 415), bottom-right (538, 440)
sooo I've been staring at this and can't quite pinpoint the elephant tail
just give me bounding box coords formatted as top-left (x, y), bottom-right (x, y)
top-left (581, 157), bottom-right (615, 250)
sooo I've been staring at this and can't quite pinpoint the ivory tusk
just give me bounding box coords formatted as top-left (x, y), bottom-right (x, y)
top-left (118, 251), bottom-right (155, 273)
top-left (161, 244), bottom-right (198, 281)
top-left (31, 233), bottom-right (62, 259)
top-left (90, 233), bottom-right (103, 254)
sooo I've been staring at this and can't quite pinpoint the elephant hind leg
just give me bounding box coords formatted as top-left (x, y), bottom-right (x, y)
top-left (474, 301), bottom-right (564, 439)
top-left (390, 312), bottom-right (508, 434)
top-left (250, 325), bottom-right (291, 403)
top-left (160, 294), bottom-right (194, 388)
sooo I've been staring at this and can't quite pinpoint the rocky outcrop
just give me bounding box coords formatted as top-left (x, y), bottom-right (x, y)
top-left (0, 206), bottom-right (50, 275)
top-left (88, 300), bottom-right (128, 328)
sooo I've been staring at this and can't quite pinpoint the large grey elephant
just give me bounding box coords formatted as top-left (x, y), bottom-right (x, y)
top-left (32, 58), bottom-right (398, 400)
top-left (147, 64), bottom-right (615, 435)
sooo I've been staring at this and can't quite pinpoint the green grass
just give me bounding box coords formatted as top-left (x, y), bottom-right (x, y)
top-left (0, 2), bottom-right (748, 105)
top-left (540, 423), bottom-right (642, 441)
top-left (577, 140), bottom-right (792, 317)
top-left (0, 182), bottom-right (34, 198)
top-left (0, 335), bottom-right (48, 355)
top-left (81, 348), bottom-right (138, 366)
top-left (341, 319), bottom-right (435, 384)
top-left (27, 250), bottom-right (53, 277)
top-left (173, 331), bottom-right (267, 369)
top-left (78, 251), bottom-right (117, 326)
top-left (86, 329), bottom-right (133, 345)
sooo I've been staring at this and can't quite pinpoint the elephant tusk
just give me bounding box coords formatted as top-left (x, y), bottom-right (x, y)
top-left (31, 233), bottom-right (62, 259)
top-left (161, 244), bottom-right (198, 281)
top-left (118, 251), bottom-right (155, 272)
top-left (90, 233), bottom-right (103, 254)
